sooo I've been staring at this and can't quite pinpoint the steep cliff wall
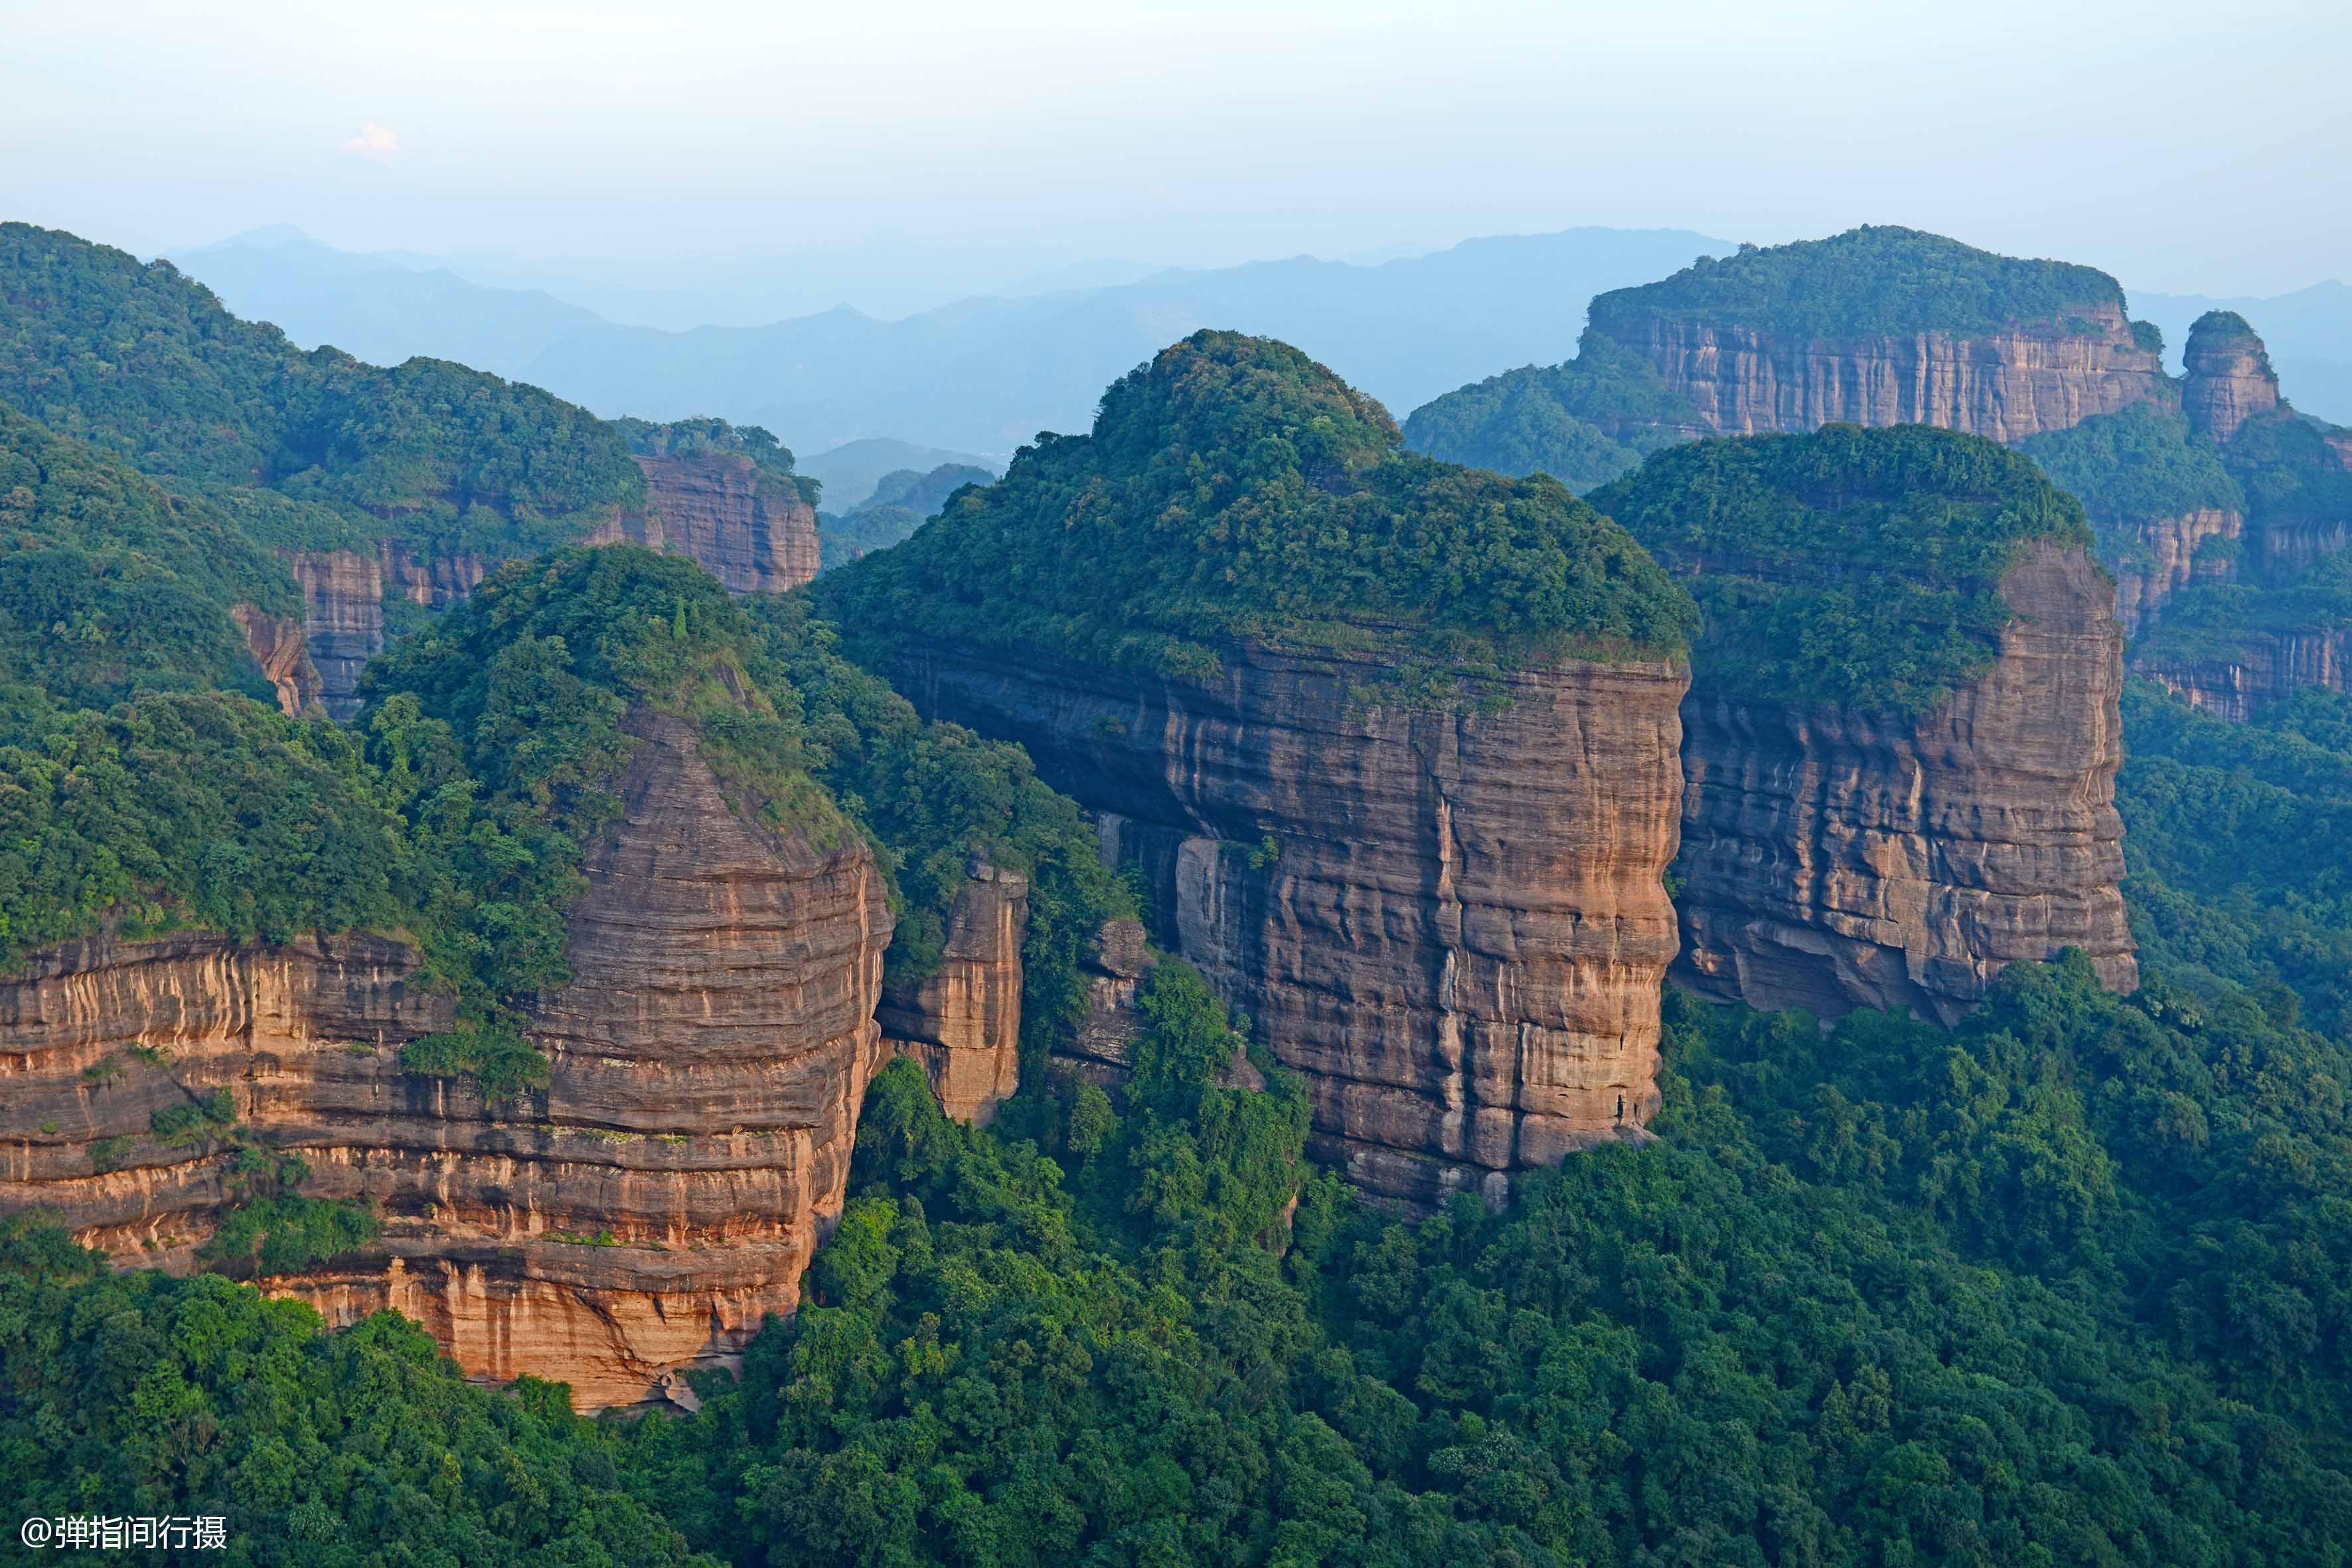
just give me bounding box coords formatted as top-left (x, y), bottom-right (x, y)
top-left (885, 638), bottom-right (1688, 1210)
top-left (0, 712), bottom-right (893, 1409)
top-left (593, 453), bottom-right (821, 595)
top-left (876, 864), bottom-right (1028, 1125)
top-left (2183, 312), bottom-right (2282, 446)
top-left (232, 603), bottom-right (325, 716)
top-left (1586, 309), bottom-right (2166, 445)
top-left (1673, 543), bottom-right (2136, 1023)
top-left (2143, 629), bottom-right (2352, 722)
top-left (2111, 507), bottom-right (2242, 636)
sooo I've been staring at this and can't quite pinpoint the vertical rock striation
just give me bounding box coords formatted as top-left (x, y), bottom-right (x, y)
top-left (2108, 507), bottom-right (2242, 636)
top-left (876, 864), bottom-right (1029, 1125)
top-left (0, 712), bottom-right (894, 1409)
top-left (2182, 312), bottom-right (2282, 446)
top-left (886, 638), bottom-right (1689, 1209)
top-left (591, 452), bottom-right (820, 595)
top-left (1672, 544), bottom-right (2138, 1023)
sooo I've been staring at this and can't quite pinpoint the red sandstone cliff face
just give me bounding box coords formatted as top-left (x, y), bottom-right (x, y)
top-left (232, 603), bottom-right (324, 717)
top-left (0, 712), bottom-right (893, 1409)
top-left (876, 864), bottom-right (1027, 1125)
top-left (2144, 631), bottom-right (2352, 723)
top-left (1674, 544), bottom-right (2136, 1024)
top-left (2111, 507), bottom-right (2242, 636)
top-left (886, 639), bottom-right (1688, 1210)
top-left (1590, 303), bottom-right (2165, 444)
top-left (593, 453), bottom-right (821, 595)
top-left (2182, 316), bottom-right (2282, 446)
top-left (285, 453), bottom-right (818, 718)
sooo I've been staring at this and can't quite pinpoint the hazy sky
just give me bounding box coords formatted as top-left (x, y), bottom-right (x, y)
top-left (7, 0), bottom-right (2347, 303)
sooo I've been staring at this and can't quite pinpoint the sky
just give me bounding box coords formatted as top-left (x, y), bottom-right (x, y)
top-left (5, 0), bottom-right (2348, 309)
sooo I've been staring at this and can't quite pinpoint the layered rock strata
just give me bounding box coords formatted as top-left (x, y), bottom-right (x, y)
top-left (0, 712), bottom-right (893, 1409)
top-left (2182, 313), bottom-right (2282, 445)
top-left (589, 453), bottom-right (820, 595)
top-left (886, 638), bottom-right (1689, 1210)
top-left (1585, 305), bottom-right (2167, 444)
top-left (1673, 542), bottom-right (2137, 1024)
top-left (2110, 507), bottom-right (2242, 635)
top-left (876, 864), bottom-right (1028, 1125)
top-left (2143, 630), bottom-right (2351, 723)
top-left (287, 453), bottom-right (820, 717)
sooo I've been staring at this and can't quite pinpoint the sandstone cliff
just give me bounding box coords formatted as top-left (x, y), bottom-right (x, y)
top-left (886, 639), bottom-right (1688, 1210)
top-left (0, 711), bottom-right (893, 1409)
top-left (285, 451), bottom-right (819, 717)
top-left (1673, 543), bottom-right (2136, 1023)
top-left (876, 864), bottom-right (1028, 1125)
top-left (2143, 629), bottom-right (2352, 722)
top-left (2110, 507), bottom-right (2242, 636)
top-left (2182, 312), bottom-right (2282, 445)
top-left (1584, 307), bottom-right (2166, 445)
top-left (591, 452), bottom-right (820, 595)
top-left (232, 602), bottom-right (325, 717)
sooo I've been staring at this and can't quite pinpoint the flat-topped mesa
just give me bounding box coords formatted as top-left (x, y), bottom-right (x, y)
top-left (821, 330), bottom-right (1699, 1209)
top-left (1582, 227), bottom-right (2168, 444)
top-left (596, 418), bottom-right (821, 594)
top-left (2182, 311), bottom-right (2282, 446)
top-left (1591, 425), bottom-right (2137, 1026)
top-left (0, 550), bottom-right (894, 1410)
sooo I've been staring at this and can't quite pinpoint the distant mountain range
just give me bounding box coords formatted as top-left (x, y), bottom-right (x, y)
top-left (167, 227), bottom-right (1733, 457)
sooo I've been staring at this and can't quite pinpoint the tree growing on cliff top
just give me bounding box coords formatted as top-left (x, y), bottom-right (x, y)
top-left (816, 329), bottom-right (1697, 687)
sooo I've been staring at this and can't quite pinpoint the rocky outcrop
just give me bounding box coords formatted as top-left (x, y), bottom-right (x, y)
top-left (1059, 917), bottom-right (1154, 1087)
top-left (885, 638), bottom-right (1688, 1210)
top-left (1673, 543), bottom-right (2136, 1024)
top-left (2144, 630), bottom-right (2352, 723)
top-left (2111, 507), bottom-right (2242, 635)
top-left (592, 453), bottom-right (820, 595)
top-left (1586, 305), bottom-right (2167, 445)
top-left (232, 603), bottom-right (324, 717)
top-left (0, 712), bottom-right (894, 1409)
top-left (877, 864), bottom-right (1028, 1125)
top-left (2182, 313), bottom-right (2282, 446)
top-left (286, 459), bottom-right (819, 716)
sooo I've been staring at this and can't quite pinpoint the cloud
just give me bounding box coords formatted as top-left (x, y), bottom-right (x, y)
top-left (339, 123), bottom-right (400, 161)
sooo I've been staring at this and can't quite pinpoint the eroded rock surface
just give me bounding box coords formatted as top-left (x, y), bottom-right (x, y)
top-left (877, 864), bottom-right (1028, 1125)
top-left (592, 453), bottom-right (820, 595)
top-left (2183, 313), bottom-right (2282, 446)
top-left (0, 712), bottom-right (892, 1409)
top-left (1585, 305), bottom-right (2167, 445)
top-left (2111, 507), bottom-right (2242, 636)
top-left (886, 638), bottom-right (1688, 1210)
top-left (1673, 543), bottom-right (2136, 1024)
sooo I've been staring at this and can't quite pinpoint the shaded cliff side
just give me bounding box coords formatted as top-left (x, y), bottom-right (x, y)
top-left (1591, 426), bottom-right (2136, 1024)
top-left (822, 331), bottom-right (1699, 1207)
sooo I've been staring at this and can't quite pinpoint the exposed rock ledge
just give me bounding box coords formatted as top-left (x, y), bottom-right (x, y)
top-left (883, 636), bottom-right (1689, 1211)
top-left (1673, 542), bottom-right (2137, 1024)
top-left (0, 712), bottom-right (892, 1409)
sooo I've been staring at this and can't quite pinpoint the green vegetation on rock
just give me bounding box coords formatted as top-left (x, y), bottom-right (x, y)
top-left (0, 406), bottom-right (297, 730)
top-left (0, 222), bottom-right (645, 560)
top-left (819, 330), bottom-right (1696, 688)
top-left (1590, 423), bottom-right (2096, 714)
top-left (1399, 335), bottom-right (1703, 493)
top-left (2022, 398), bottom-right (2243, 527)
top-left (615, 415), bottom-right (823, 509)
top-left (1585, 226), bottom-right (2132, 343)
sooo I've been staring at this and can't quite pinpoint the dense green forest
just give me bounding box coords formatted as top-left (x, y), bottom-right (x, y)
top-left (819, 462), bottom-right (997, 570)
top-left (9, 226), bottom-right (2352, 1566)
top-left (1397, 337), bottom-right (1703, 492)
top-left (617, 416), bottom-right (825, 510)
top-left (0, 222), bottom-right (645, 557)
top-left (1589, 424), bottom-right (2094, 714)
top-left (2019, 398), bottom-right (2242, 534)
top-left (1583, 226), bottom-right (2139, 342)
top-left (819, 329), bottom-right (1696, 686)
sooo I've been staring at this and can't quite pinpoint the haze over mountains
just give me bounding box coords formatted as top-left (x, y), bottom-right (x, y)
top-left (172, 225), bottom-right (1732, 457)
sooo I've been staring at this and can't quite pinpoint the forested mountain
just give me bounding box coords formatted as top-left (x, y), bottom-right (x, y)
top-left (7, 217), bottom-right (2352, 1566)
